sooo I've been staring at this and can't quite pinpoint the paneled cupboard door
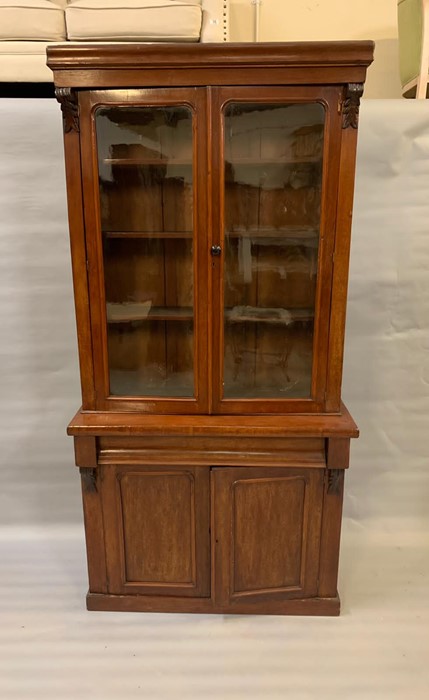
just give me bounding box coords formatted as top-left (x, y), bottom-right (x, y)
top-left (212, 467), bottom-right (324, 606)
top-left (100, 464), bottom-right (211, 597)
top-left (79, 89), bottom-right (209, 412)
top-left (211, 87), bottom-right (342, 414)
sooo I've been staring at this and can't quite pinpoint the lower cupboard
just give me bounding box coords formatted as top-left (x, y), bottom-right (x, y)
top-left (82, 462), bottom-right (344, 615)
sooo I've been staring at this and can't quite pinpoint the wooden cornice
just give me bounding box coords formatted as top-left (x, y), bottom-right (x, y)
top-left (47, 41), bottom-right (374, 73)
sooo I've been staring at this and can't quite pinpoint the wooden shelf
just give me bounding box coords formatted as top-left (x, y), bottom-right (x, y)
top-left (104, 231), bottom-right (193, 239)
top-left (103, 157), bottom-right (192, 166)
top-left (106, 304), bottom-right (312, 325)
top-left (109, 370), bottom-right (194, 399)
top-left (104, 229), bottom-right (316, 241)
top-left (107, 303), bottom-right (193, 324)
top-left (226, 156), bottom-right (321, 166)
top-left (225, 306), bottom-right (313, 325)
top-left (226, 227), bottom-right (318, 241)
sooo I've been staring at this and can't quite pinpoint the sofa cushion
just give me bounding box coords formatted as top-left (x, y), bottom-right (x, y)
top-left (65, 0), bottom-right (203, 42)
top-left (0, 0), bottom-right (66, 41)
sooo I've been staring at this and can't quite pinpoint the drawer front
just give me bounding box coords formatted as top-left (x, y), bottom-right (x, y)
top-left (97, 435), bottom-right (326, 469)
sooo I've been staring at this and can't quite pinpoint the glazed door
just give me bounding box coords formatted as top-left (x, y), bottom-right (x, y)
top-left (212, 467), bottom-right (324, 608)
top-left (211, 87), bottom-right (342, 413)
top-left (80, 89), bottom-right (209, 412)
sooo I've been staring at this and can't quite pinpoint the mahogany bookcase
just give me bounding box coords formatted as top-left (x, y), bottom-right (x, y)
top-left (48, 41), bottom-right (373, 615)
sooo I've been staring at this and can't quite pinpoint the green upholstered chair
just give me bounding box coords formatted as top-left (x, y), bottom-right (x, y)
top-left (398, 0), bottom-right (429, 97)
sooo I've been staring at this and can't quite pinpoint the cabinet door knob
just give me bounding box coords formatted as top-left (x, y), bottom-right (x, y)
top-left (210, 245), bottom-right (222, 256)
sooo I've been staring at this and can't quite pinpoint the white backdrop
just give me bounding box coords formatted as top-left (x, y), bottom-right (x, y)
top-left (0, 98), bottom-right (428, 700)
top-left (344, 99), bottom-right (429, 528)
top-left (0, 98), bottom-right (428, 529)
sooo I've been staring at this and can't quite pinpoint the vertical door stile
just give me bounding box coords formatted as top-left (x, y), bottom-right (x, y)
top-left (209, 87), bottom-right (224, 415)
top-left (79, 90), bottom-right (110, 410)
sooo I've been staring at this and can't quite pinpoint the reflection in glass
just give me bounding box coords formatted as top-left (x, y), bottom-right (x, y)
top-left (223, 102), bottom-right (325, 399)
top-left (95, 106), bottom-right (194, 397)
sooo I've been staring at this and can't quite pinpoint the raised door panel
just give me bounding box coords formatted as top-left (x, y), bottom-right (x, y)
top-left (79, 88), bottom-right (209, 413)
top-left (101, 465), bottom-right (210, 597)
top-left (211, 86), bottom-right (343, 414)
top-left (213, 467), bottom-right (324, 607)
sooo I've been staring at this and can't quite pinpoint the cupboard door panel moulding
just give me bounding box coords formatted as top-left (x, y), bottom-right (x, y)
top-left (212, 467), bottom-right (324, 607)
top-left (100, 464), bottom-right (211, 598)
top-left (48, 41), bottom-right (374, 616)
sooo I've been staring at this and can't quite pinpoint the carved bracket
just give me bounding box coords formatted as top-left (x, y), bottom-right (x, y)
top-left (327, 469), bottom-right (342, 496)
top-left (55, 87), bottom-right (79, 133)
top-left (342, 83), bottom-right (363, 129)
top-left (80, 467), bottom-right (97, 493)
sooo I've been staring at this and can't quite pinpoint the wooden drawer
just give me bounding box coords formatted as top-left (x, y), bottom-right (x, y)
top-left (97, 435), bottom-right (326, 469)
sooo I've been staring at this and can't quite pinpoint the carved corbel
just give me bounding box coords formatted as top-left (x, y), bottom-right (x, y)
top-left (80, 467), bottom-right (98, 493)
top-left (55, 87), bottom-right (80, 133)
top-left (327, 469), bottom-right (342, 495)
top-left (342, 83), bottom-right (363, 129)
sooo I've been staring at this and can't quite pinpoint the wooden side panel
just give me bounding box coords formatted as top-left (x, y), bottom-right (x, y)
top-left (62, 102), bottom-right (96, 408)
top-left (318, 468), bottom-right (345, 597)
top-left (80, 468), bottom-right (108, 594)
top-left (325, 99), bottom-right (361, 411)
top-left (74, 436), bottom-right (97, 468)
top-left (100, 464), bottom-right (210, 597)
top-left (213, 467), bottom-right (324, 607)
top-left (327, 437), bottom-right (350, 469)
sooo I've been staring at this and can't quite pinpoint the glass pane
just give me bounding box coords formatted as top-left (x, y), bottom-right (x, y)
top-left (223, 102), bottom-right (324, 399)
top-left (96, 105), bottom-right (194, 397)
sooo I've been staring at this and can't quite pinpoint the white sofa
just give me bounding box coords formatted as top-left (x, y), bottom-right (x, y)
top-left (0, 0), bottom-right (229, 82)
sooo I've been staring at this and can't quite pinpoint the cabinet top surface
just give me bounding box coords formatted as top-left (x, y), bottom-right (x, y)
top-left (47, 40), bottom-right (374, 73)
top-left (67, 403), bottom-right (359, 438)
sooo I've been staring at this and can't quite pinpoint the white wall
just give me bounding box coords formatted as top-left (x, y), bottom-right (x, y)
top-left (229, 0), bottom-right (403, 98)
